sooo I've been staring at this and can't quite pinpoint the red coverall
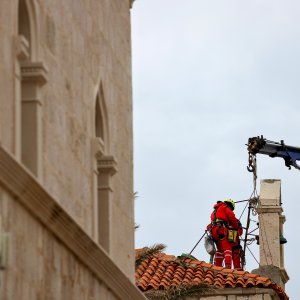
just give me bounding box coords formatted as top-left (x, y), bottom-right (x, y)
top-left (232, 223), bottom-right (243, 270)
top-left (207, 202), bottom-right (239, 269)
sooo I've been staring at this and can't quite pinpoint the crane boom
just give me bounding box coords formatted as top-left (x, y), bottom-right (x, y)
top-left (247, 136), bottom-right (300, 170)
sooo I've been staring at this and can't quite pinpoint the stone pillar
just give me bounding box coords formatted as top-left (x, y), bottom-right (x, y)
top-left (252, 179), bottom-right (289, 289)
top-left (20, 61), bottom-right (47, 179)
top-left (96, 155), bottom-right (117, 253)
top-left (14, 35), bottom-right (30, 160)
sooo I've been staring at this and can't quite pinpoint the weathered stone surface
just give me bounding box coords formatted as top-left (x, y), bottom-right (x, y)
top-left (255, 180), bottom-right (289, 290)
top-left (252, 265), bottom-right (282, 286)
top-left (0, 0), bottom-right (138, 298)
top-left (0, 189), bottom-right (119, 300)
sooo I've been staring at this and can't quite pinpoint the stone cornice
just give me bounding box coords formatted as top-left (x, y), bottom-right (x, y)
top-left (217, 287), bottom-right (277, 296)
top-left (256, 206), bottom-right (283, 214)
top-left (280, 215), bottom-right (286, 225)
top-left (280, 267), bottom-right (289, 284)
top-left (20, 61), bottom-right (48, 86)
top-left (192, 287), bottom-right (277, 297)
top-left (0, 146), bottom-right (145, 300)
top-left (97, 155), bottom-right (117, 175)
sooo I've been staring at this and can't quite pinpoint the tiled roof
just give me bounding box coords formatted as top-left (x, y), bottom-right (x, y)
top-left (135, 251), bottom-right (288, 300)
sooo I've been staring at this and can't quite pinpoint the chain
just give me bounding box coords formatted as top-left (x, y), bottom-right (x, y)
top-left (250, 197), bottom-right (259, 216)
top-left (247, 152), bottom-right (259, 212)
top-left (250, 153), bottom-right (259, 216)
top-left (247, 152), bottom-right (257, 191)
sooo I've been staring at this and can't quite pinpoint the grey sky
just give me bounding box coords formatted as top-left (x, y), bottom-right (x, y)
top-left (131, 1), bottom-right (300, 298)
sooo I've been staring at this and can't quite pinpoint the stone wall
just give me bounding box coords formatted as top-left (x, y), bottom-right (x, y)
top-left (254, 179), bottom-right (289, 289)
top-left (0, 188), bottom-right (120, 300)
top-left (0, 0), bottom-right (135, 279)
top-left (0, 150), bottom-right (145, 299)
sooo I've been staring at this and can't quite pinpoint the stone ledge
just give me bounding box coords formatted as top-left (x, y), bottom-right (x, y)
top-left (196, 287), bottom-right (277, 297)
top-left (252, 265), bottom-right (289, 289)
top-left (97, 155), bottom-right (117, 175)
top-left (20, 61), bottom-right (48, 86)
top-left (280, 267), bottom-right (290, 285)
top-left (0, 145), bottom-right (145, 300)
top-left (219, 287), bottom-right (276, 296)
top-left (256, 206), bottom-right (283, 214)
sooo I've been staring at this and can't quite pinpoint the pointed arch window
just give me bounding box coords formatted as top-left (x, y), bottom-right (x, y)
top-left (18, 0), bottom-right (31, 58)
top-left (95, 93), bottom-right (104, 141)
top-left (16, 0), bottom-right (47, 179)
top-left (92, 84), bottom-right (117, 253)
top-left (93, 88), bottom-right (107, 155)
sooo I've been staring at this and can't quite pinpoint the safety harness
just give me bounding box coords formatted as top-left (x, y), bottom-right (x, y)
top-left (211, 203), bottom-right (238, 243)
top-left (211, 203), bottom-right (229, 228)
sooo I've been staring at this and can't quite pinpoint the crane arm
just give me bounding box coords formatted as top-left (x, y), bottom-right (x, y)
top-left (247, 136), bottom-right (300, 170)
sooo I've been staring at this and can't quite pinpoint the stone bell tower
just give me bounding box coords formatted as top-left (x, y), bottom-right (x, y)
top-left (252, 179), bottom-right (289, 289)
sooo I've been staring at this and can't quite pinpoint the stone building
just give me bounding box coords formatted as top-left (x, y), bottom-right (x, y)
top-left (136, 180), bottom-right (289, 299)
top-left (0, 0), bottom-right (144, 299)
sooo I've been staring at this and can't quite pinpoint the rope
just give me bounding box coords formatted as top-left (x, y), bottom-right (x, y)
top-left (246, 244), bottom-right (260, 266)
top-left (238, 200), bottom-right (249, 220)
top-left (248, 227), bottom-right (258, 234)
top-left (242, 152), bottom-right (259, 268)
top-left (188, 230), bottom-right (207, 256)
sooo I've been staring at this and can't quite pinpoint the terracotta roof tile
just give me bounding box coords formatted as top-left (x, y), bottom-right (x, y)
top-left (135, 251), bottom-right (289, 300)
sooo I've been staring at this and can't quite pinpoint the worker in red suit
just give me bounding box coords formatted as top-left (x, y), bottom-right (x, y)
top-left (207, 199), bottom-right (239, 269)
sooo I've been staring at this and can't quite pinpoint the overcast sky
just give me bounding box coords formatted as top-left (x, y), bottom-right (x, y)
top-left (131, 1), bottom-right (300, 298)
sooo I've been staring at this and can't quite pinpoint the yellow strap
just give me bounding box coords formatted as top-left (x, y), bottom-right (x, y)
top-left (216, 218), bottom-right (225, 222)
top-left (228, 229), bottom-right (238, 243)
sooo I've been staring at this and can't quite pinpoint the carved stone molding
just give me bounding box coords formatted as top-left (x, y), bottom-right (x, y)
top-left (280, 268), bottom-right (290, 285)
top-left (97, 155), bottom-right (117, 175)
top-left (20, 61), bottom-right (48, 86)
top-left (252, 265), bottom-right (289, 288)
top-left (256, 206), bottom-right (283, 214)
top-left (92, 137), bottom-right (105, 158)
top-left (279, 215), bottom-right (286, 223)
top-left (204, 287), bottom-right (277, 297)
top-left (0, 146), bottom-right (144, 299)
top-left (14, 35), bottom-right (30, 61)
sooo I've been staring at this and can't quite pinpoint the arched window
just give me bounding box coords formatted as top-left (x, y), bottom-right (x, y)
top-left (95, 93), bottom-right (104, 140)
top-left (16, 0), bottom-right (47, 179)
top-left (93, 83), bottom-right (117, 252)
top-left (18, 0), bottom-right (31, 57)
top-left (93, 84), bottom-right (108, 155)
